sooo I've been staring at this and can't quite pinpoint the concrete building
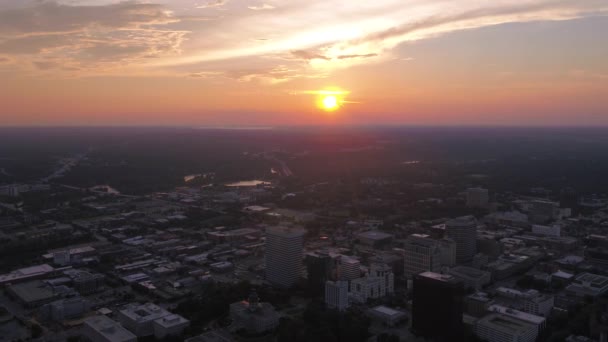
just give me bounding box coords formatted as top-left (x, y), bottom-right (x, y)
top-left (356, 231), bottom-right (394, 250)
top-left (446, 216), bottom-right (478, 264)
top-left (495, 287), bottom-right (554, 317)
top-left (467, 188), bottom-right (489, 208)
top-left (475, 313), bottom-right (538, 342)
top-left (529, 200), bottom-right (560, 224)
top-left (82, 315), bottom-right (137, 342)
top-left (338, 256), bottom-right (361, 281)
top-left (448, 266), bottom-right (492, 290)
top-left (0, 264), bottom-right (55, 285)
top-left (439, 238), bottom-right (458, 267)
top-left (566, 273), bottom-right (608, 297)
top-left (153, 314), bottom-right (190, 339)
top-left (412, 272), bottom-right (464, 341)
top-left (488, 305), bottom-right (546, 334)
top-left (64, 269), bottom-right (105, 295)
top-left (325, 280), bottom-right (349, 311)
top-left (229, 291), bottom-right (279, 334)
top-left (41, 297), bottom-right (91, 321)
top-left (403, 234), bottom-right (442, 278)
top-left (7, 280), bottom-right (57, 308)
top-left (465, 292), bottom-right (493, 317)
top-left (532, 224), bottom-right (561, 237)
top-left (350, 276), bottom-right (385, 303)
top-left (367, 306), bottom-right (406, 327)
top-left (117, 302), bottom-right (188, 338)
top-left (265, 226), bottom-right (305, 288)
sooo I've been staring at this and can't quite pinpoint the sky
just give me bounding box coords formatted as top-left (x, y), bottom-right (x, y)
top-left (0, 0), bottom-right (607, 126)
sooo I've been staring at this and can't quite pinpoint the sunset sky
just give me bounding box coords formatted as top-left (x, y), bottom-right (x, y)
top-left (1, 0), bottom-right (607, 126)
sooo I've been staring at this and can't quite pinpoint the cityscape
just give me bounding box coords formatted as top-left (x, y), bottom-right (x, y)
top-left (1, 1), bottom-right (608, 342)
top-left (0, 127), bottom-right (608, 342)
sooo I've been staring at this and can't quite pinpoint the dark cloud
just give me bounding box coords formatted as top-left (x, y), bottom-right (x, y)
top-left (337, 53), bottom-right (378, 59)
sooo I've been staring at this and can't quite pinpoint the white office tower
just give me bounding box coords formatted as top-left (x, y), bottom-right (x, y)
top-left (467, 188), bottom-right (489, 208)
top-left (338, 256), bottom-right (361, 281)
top-left (265, 226), bottom-right (305, 288)
top-left (446, 216), bottom-right (478, 264)
top-left (325, 281), bottom-right (350, 311)
top-left (403, 234), bottom-right (442, 278)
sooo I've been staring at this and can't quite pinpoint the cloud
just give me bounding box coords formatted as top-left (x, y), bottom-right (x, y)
top-left (0, 1), bottom-right (178, 35)
top-left (248, 4), bottom-right (275, 11)
top-left (336, 53), bottom-right (378, 60)
top-left (196, 0), bottom-right (228, 9)
top-left (0, 1), bottom-right (188, 74)
top-left (290, 49), bottom-right (329, 61)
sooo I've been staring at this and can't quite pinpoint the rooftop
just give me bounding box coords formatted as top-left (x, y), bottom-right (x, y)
top-left (8, 280), bottom-right (56, 304)
top-left (478, 313), bottom-right (537, 335)
top-left (357, 231), bottom-right (393, 240)
top-left (488, 304), bottom-right (545, 325)
top-left (85, 315), bottom-right (136, 342)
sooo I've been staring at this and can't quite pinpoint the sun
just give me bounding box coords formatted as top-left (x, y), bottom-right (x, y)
top-left (314, 88), bottom-right (349, 112)
top-left (322, 95), bottom-right (339, 111)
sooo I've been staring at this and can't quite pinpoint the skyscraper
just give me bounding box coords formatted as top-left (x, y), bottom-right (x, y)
top-left (265, 226), bottom-right (305, 288)
top-left (412, 272), bottom-right (464, 341)
top-left (305, 251), bottom-right (333, 296)
top-left (446, 215), bottom-right (478, 264)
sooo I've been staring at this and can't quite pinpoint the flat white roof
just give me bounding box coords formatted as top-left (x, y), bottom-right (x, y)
top-left (371, 305), bottom-right (404, 317)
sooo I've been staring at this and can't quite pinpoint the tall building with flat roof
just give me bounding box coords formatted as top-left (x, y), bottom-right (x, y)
top-left (325, 280), bottom-right (349, 311)
top-left (265, 226), bottom-right (305, 288)
top-left (446, 216), bottom-right (478, 264)
top-left (403, 234), bottom-right (442, 278)
top-left (412, 272), bottom-right (464, 341)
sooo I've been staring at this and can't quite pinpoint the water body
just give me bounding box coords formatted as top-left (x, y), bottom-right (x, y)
top-left (225, 180), bottom-right (270, 187)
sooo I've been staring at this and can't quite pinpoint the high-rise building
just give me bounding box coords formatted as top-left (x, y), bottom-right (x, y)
top-left (265, 226), bottom-right (305, 288)
top-left (338, 256), bottom-right (361, 281)
top-left (412, 272), bottom-right (464, 341)
top-left (446, 216), bottom-right (478, 264)
top-left (466, 188), bottom-right (489, 208)
top-left (305, 252), bottom-right (333, 296)
top-left (325, 280), bottom-right (349, 311)
top-left (403, 234), bottom-right (442, 278)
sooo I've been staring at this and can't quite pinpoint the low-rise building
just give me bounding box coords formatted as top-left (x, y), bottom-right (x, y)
top-left (367, 306), bottom-right (406, 327)
top-left (566, 273), bottom-right (608, 297)
top-left (475, 313), bottom-right (538, 342)
top-left (448, 266), bottom-right (492, 290)
top-left (229, 291), bottom-right (279, 334)
top-left (117, 302), bottom-right (188, 338)
top-left (83, 315), bottom-right (137, 342)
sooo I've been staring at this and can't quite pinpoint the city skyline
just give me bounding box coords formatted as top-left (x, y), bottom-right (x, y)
top-left (1, 0), bottom-right (607, 126)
